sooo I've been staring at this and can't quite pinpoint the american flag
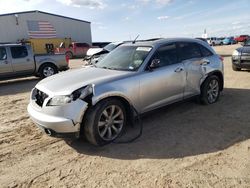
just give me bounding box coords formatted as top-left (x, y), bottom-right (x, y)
top-left (27, 20), bottom-right (56, 38)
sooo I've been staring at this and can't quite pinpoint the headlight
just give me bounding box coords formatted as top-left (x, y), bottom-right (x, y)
top-left (72, 85), bottom-right (93, 100)
top-left (232, 50), bottom-right (240, 56)
top-left (47, 85), bottom-right (93, 106)
top-left (47, 95), bottom-right (73, 106)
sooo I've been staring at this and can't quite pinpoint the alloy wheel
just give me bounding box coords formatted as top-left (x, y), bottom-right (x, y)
top-left (97, 105), bottom-right (124, 141)
top-left (43, 66), bottom-right (55, 77)
top-left (207, 79), bottom-right (219, 103)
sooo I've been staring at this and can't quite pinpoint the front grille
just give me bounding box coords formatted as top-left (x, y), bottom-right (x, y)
top-left (34, 89), bottom-right (48, 107)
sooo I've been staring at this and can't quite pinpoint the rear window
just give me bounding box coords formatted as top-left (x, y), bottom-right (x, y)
top-left (178, 42), bottom-right (202, 61)
top-left (10, 46), bottom-right (28, 59)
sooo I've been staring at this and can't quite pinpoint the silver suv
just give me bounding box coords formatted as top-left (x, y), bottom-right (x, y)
top-left (28, 38), bottom-right (224, 146)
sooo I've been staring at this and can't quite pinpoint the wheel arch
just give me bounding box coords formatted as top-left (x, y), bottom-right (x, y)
top-left (37, 62), bottom-right (59, 77)
top-left (37, 62), bottom-right (58, 72)
top-left (93, 94), bottom-right (133, 111)
top-left (91, 94), bottom-right (136, 123)
top-left (202, 71), bottom-right (224, 91)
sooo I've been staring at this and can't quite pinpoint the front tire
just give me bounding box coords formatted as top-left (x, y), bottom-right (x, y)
top-left (200, 75), bottom-right (220, 105)
top-left (84, 99), bottom-right (127, 146)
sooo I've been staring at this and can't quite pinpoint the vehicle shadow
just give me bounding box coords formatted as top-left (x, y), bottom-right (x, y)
top-left (68, 88), bottom-right (250, 159)
top-left (0, 77), bottom-right (39, 96)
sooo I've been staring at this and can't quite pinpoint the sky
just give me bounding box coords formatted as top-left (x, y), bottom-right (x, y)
top-left (0, 0), bottom-right (250, 42)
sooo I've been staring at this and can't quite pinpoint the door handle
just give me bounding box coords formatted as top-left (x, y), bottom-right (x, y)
top-left (27, 58), bottom-right (30, 62)
top-left (175, 67), bottom-right (183, 73)
top-left (4, 60), bottom-right (8, 64)
top-left (201, 59), bottom-right (210, 65)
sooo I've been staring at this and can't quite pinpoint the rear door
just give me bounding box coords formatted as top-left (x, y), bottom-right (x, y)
top-left (139, 43), bottom-right (186, 112)
top-left (177, 42), bottom-right (212, 98)
top-left (0, 46), bottom-right (13, 76)
top-left (10, 46), bottom-right (34, 74)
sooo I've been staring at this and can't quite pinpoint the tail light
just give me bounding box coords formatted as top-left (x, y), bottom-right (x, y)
top-left (65, 55), bottom-right (69, 63)
top-left (219, 56), bottom-right (224, 62)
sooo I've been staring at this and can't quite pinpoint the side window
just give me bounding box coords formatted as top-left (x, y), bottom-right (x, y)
top-left (76, 43), bottom-right (89, 48)
top-left (198, 44), bottom-right (213, 57)
top-left (178, 42), bottom-right (202, 61)
top-left (153, 43), bottom-right (178, 67)
top-left (10, 46), bottom-right (28, 59)
top-left (0, 47), bottom-right (7, 60)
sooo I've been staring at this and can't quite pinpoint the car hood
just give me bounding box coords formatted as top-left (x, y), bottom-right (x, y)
top-left (236, 46), bottom-right (250, 53)
top-left (36, 67), bottom-right (133, 96)
top-left (86, 48), bottom-right (104, 56)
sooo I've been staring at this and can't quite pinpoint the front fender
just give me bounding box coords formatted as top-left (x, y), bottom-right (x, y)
top-left (92, 91), bottom-right (134, 107)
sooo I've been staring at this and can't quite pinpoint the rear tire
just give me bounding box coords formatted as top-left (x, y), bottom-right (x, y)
top-left (65, 51), bottom-right (73, 59)
top-left (232, 64), bottom-right (241, 71)
top-left (39, 64), bottom-right (58, 78)
top-left (200, 75), bottom-right (220, 105)
top-left (83, 99), bottom-right (127, 146)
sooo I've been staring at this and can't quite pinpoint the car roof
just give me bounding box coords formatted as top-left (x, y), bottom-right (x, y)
top-left (122, 38), bottom-right (209, 48)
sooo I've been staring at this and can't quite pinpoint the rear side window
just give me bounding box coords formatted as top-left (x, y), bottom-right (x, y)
top-left (75, 43), bottom-right (89, 48)
top-left (153, 43), bottom-right (178, 67)
top-left (0, 47), bottom-right (7, 60)
top-left (198, 44), bottom-right (213, 57)
top-left (178, 42), bottom-right (202, 61)
top-left (10, 46), bottom-right (28, 58)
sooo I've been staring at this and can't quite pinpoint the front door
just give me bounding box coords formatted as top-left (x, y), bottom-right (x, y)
top-left (0, 47), bottom-right (13, 76)
top-left (139, 43), bottom-right (186, 113)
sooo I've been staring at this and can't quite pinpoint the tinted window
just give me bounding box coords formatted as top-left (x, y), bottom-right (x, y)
top-left (10, 46), bottom-right (28, 58)
top-left (75, 43), bottom-right (89, 48)
top-left (178, 42), bottom-right (202, 61)
top-left (0, 47), bottom-right (7, 60)
top-left (198, 44), bottom-right (213, 57)
top-left (153, 43), bottom-right (178, 67)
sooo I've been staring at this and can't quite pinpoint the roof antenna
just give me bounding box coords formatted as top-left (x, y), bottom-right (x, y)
top-left (132, 35), bottom-right (140, 44)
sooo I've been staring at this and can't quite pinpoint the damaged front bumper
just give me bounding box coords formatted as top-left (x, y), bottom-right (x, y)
top-left (27, 98), bottom-right (88, 138)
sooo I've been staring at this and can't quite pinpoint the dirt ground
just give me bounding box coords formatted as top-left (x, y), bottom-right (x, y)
top-left (0, 44), bottom-right (250, 188)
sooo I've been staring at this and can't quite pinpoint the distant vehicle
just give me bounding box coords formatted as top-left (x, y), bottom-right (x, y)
top-left (84, 42), bottom-right (124, 65)
top-left (0, 44), bottom-right (69, 79)
top-left (206, 37), bottom-right (223, 46)
top-left (223, 37), bottom-right (237, 45)
top-left (84, 38), bottom-right (163, 65)
top-left (218, 37), bottom-right (225, 41)
top-left (232, 39), bottom-right (250, 71)
top-left (55, 42), bottom-right (90, 59)
top-left (92, 42), bottom-right (111, 48)
top-left (28, 38), bottom-right (224, 146)
top-left (234, 35), bottom-right (249, 43)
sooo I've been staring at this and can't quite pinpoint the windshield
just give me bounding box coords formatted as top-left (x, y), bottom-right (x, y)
top-left (96, 46), bottom-right (152, 71)
top-left (104, 43), bottom-right (120, 52)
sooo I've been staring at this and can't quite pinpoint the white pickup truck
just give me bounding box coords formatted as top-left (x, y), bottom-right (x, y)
top-left (0, 44), bottom-right (69, 80)
top-left (206, 37), bottom-right (223, 46)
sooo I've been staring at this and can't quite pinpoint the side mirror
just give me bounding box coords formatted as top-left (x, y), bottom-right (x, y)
top-left (149, 59), bottom-right (160, 69)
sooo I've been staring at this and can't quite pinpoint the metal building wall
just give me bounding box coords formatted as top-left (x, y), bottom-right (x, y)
top-left (0, 11), bottom-right (92, 44)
